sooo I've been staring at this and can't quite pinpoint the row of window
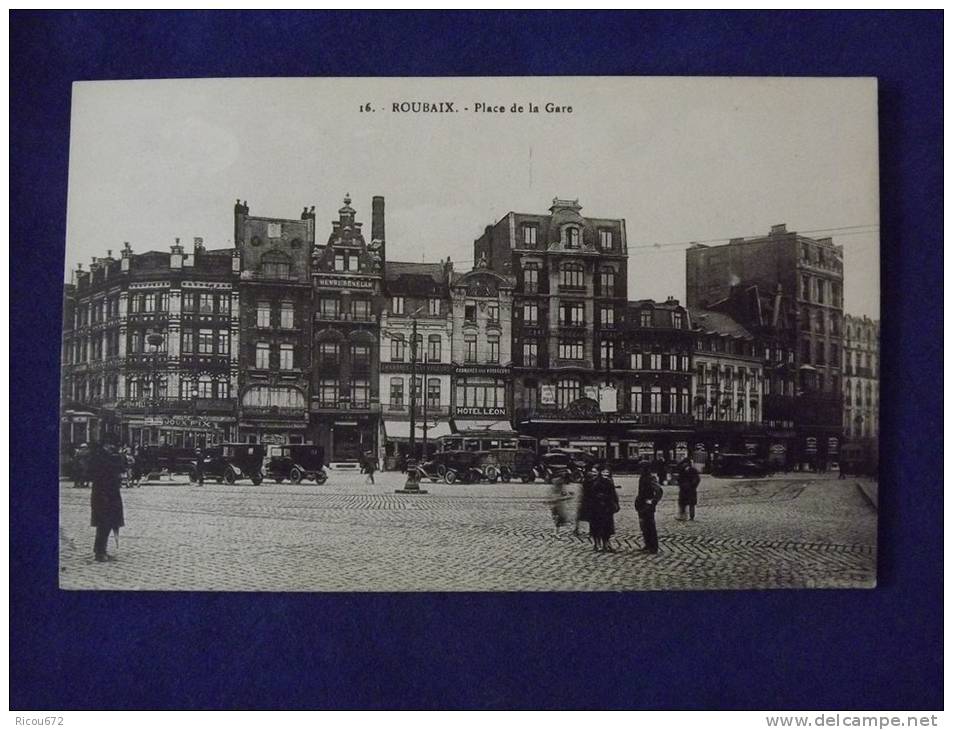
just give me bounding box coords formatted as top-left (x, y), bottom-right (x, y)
top-left (257, 301), bottom-right (297, 328)
top-left (801, 340), bottom-right (841, 368)
top-left (315, 342), bottom-right (372, 365)
top-left (318, 297), bottom-right (374, 319)
top-left (521, 263), bottom-right (619, 295)
top-left (314, 379), bottom-right (372, 406)
top-left (519, 380), bottom-right (692, 413)
top-left (387, 377), bottom-right (443, 408)
top-left (800, 274), bottom-right (843, 307)
top-left (254, 342), bottom-right (298, 370)
top-left (520, 224), bottom-right (616, 251)
top-left (389, 336), bottom-right (442, 363)
top-left (70, 374), bottom-right (231, 402)
top-left (390, 297), bottom-right (441, 317)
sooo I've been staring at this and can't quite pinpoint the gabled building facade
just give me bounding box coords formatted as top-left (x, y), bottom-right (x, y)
top-left (310, 195), bottom-right (385, 464)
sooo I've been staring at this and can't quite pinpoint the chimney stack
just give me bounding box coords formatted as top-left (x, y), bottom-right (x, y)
top-left (193, 236), bottom-right (205, 253)
top-left (371, 195), bottom-right (385, 242)
top-left (770, 223), bottom-right (788, 236)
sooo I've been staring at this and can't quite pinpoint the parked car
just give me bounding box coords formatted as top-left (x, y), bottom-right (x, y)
top-left (416, 450), bottom-right (499, 484)
top-left (493, 447), bottom-right (538, 483)
top-left (537, 448), bottom-right (597, 483)
top-left (135, 445), bottom-right (197, 476)
top-left (263, 444), bottom-right (328, 484)
top-left (191, 443), bottom-right (266, 485)
top-left (710, 453), bottom-right (770, 478)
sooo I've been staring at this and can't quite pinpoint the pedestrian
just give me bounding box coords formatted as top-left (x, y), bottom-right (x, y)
top-left (363, 451), bottom-right (377, 484)
top-left (574, 464), bottom-right (599, 538)
top-left (635, 462), bottom-right (663, 554)
top-left (838, 458), bottom-right (848, 480)
top-left (88, 434), bottom-right (125, 563)
top-left (73, 443), bottom-right (90, 488)
top-left (547, 474), bottom-right (573, 537)
top-left (588, 465), bottom-right (620, 552)
top-left (193, 447), bottom-right (204, 485)
top-left (654, 455), bottom-right (668, 486)
top-left (676, 458), bottom-right (701, 521)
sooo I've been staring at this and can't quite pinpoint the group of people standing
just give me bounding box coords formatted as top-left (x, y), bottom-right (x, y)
top-left (547, 458), bottom-right (702, 555)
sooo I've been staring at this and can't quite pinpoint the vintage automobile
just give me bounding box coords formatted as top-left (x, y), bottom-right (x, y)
top-left (263, 444), bottom-right (328, 484)
top-left (710, 452), bottom-right (770, 478)
top-left (134, 445), bottom-right (198, 477)
top-left (492, 447), bottom-right (538, 483)
top-left (537, 448), bottom-right (598, 483)
top-left (190, 443), bottom-right (266, 485)
top-left (415, 450), bottom-right (501, 484)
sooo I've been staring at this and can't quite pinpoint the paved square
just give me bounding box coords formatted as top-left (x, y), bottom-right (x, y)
top-left (59, 472), bottom-right (877, 591)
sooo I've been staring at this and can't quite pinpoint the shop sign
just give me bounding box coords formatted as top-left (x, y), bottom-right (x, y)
top-left (454, 365), bottom-right (510, 376)
top-left (805, 437), bottom-right (818, 454)
top-left (261, 434), bottom-right (287, 444)
top-left (454, 406), bottom-right (507, 417)
top-left (540, 385), bottom-right (556, 405)
top-left (599, 385), bottom-right (618, 413)
top-left (315, 276), bottom-right (375, 290)
top-left (636, 440), bottom-right (655, 457)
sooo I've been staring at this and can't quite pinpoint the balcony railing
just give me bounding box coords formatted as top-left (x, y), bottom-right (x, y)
top-left (384, 403), bottom-right (451, 417)
top-left (310, 398), bottom-right (382, 413)
top-left (112, 398), bottom-right (235, 415)
top-left (314, 311), bottom-right (377, 323)
top-left (242, 405), bottom-right (307, 418)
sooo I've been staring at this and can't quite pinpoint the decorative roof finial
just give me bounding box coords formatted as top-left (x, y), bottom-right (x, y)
top-left (344, 192), bottom-right (351, 206)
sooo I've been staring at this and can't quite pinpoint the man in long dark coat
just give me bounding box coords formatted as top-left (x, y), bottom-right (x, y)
top-left (88, 435), bottom-right (125, 562)
top-left (635, 462), bottom-right (663, 554)
top-left (676, 459), bottom-right (701, 521)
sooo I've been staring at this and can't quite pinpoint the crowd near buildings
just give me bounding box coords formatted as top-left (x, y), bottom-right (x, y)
top-left (61, 196), bottom-right (879, 471)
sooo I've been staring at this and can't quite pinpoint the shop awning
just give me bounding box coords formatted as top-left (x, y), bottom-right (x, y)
top-left (382, 420), bottom-right (452, 440)
top-left (452, 420), bottom-right (515, 434)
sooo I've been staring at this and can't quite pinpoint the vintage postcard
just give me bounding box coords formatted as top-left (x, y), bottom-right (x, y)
top-left (59, 77), bottom-right (879, 591)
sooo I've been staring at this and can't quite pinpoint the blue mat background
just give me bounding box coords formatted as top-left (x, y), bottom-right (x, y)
top-left (9, 11), bottom-right (942, 709)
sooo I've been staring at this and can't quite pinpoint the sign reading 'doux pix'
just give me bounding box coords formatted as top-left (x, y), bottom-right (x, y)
top-left (59, 76), bottom-right (880, 592)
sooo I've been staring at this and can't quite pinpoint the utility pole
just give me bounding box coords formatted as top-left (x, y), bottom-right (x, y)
top-left (422, 350), bottom-right (429, 461)
top-left (604, 346), bottom-right (612, 465)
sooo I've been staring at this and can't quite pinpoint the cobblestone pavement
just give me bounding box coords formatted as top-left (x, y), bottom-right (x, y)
top-left (59, 471), bottom-right (877, 592)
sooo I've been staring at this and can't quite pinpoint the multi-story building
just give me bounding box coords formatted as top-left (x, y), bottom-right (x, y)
top-left (234, 201), bottom-right (314, 445)
top-left (379, 260), bottom-right (454, 467)
top-left (686, 224), bottom-right (844, 468)
top-left (61, 238), bottom-right (239, 451)
top-left (843, 314), bottom-right (880, 441)
top-left (689, 307), bottom-right (765, 465)
top-left (615, 298), bottom-right (695, 465)
top-left (473, 197), bottom-right (628, 451)
top-left (449, 259), bottom-right (515, 440)
top-left (310, 195), bottom-right (385, 464)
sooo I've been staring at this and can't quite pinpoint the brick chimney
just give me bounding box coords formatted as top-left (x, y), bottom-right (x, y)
top-left (372, 195), bottom-right (385, 241)
top-left (170, 237), bottom-right (184, 269)
top-left (121, 242), bottom-right (132, 272)
top-left (770, 223), bottom-right (788, 236)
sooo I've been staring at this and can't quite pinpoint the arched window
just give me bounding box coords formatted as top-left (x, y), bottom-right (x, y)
top-left (260, 250), bottom-right (292, 280)
top-left (197, 375), bottom-right (213, 399)
top-left (559, 262), bottom-right (585, 289)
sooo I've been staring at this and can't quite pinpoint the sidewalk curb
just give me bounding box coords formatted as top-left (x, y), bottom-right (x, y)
top-left (855, 481), bottom-right (878, 511)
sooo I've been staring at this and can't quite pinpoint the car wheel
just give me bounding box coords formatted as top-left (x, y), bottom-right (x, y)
top-left (444, 470), bottom-right (457, 485)
top-left (290, 467), bottom-right (303, 484)
top-left (188, 469), bottom-right (197, 484)
top-left (223, 470), bottom-right (236, 485)
top-left (484, 465), bottom-right (499, 481)
top-left (251, 473), bottom-right (263, 486)
top-left (570, 468), bottom-right (583, 483)
top-left (314, 471), bottom-right (328, 485)
top-left (436, 464), bottom-right (447, 478)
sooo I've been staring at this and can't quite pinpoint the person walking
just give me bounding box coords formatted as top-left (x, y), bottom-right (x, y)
top-left (588, 465), bottom-right (620, 552)
top-left (88, 435), bottom-right (125, 563)
top-left (654, 455), bottom-right (668, 486)
top-left (574, 464), bottom-right (599, 539)
top-left (193, 447), bottom-right (204, 486)
top-left (72, 443), bottom-right (90, 488)
top-left (546, 474), bottom-right (573, 537)
top-left (676, 458), bottom-right (701, 521)
top-left (635, 462), bottom-right (663, 554)
top-left (363, 451), bottom-right (377, 485)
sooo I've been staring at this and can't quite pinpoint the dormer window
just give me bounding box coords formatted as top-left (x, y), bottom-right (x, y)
top-left (566, 227), bottom-right (580, 248)
top-left (522, 224), bottom-right (538, 247)
top-left (672, 312), bottom-right (683, 329)
top-left (599, 229), bottom-right (613, 251)
top-left (640, 310), bottom-right (653, 327)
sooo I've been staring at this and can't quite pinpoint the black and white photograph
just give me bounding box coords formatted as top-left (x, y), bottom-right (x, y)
top-left (58, 76), bottom-right (880, 592)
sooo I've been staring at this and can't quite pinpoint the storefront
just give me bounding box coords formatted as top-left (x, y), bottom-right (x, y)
top-left (311, 415), bottom-right (380, 465)
top-left (126, 414), bottom-right (232, 448)
top-left (381, 418), bottom-right (453, 469)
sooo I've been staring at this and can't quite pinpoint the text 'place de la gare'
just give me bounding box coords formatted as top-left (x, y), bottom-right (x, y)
top-left (61, 195), bottom-right (879, 473)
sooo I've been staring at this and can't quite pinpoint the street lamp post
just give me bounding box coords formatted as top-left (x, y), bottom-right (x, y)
top-left (147, 331), bottom-right (165, 440)
top-left (397, 309), bottom-right (428, 494)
